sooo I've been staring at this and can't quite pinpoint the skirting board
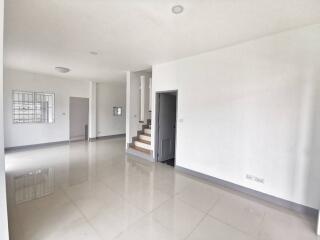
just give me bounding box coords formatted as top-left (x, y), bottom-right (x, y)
top-left (5, 134), bottom-right (126, 152)
top-left (97, 134), bottom-right (125, 139)
top-left (176, 165), bottom-right (318, 218)
top-left (89, 134), bottom-right (125, 141)
top-left (5, 140), bottom-right (70, 152)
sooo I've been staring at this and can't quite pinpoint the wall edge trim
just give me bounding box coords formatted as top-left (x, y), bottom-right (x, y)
top-left (175, 165), bottom-right (318, 218)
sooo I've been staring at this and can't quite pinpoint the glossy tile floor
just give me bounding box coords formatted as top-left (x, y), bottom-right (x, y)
top-left (5, 137), bottom-right (319, 240)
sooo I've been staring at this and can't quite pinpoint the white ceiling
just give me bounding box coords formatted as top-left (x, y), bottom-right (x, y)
top-left (4, 0), bottom-right (320, 82)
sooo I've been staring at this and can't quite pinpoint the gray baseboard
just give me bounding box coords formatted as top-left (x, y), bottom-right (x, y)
top-left (5, 134), bottom-right (125, 152)
top-left (5, 140), bottom-right (70, 152)
top-left (176, 166), bottom-right (318, 218)
top-left (89, 134), bottom-right (126, 142)
top-left (96, 134), bottom-right (125, 140)
top-left (70, 135), bottom-right (86, 141)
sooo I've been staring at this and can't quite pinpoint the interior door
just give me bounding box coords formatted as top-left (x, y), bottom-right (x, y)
top-left (70, 97), bottom-right (89, 141)
top-left (157, 93), bottom-right (177, 162)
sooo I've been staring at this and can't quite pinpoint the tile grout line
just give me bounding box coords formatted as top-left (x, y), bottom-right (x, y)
top-left (91, 176), bottom-right (172, 239)
top-left (180, 191), bottom-right (223, 240)
top-left (175, 187), bottom-right (264, 239)
top-left (206, 190), bottom-right (267, 239)
top-left (183, 210), bottom-right (210, 240)
top-left (60, 179), bottom-right (151, 240)
top-left (58, 184), bottom-right (105, 240)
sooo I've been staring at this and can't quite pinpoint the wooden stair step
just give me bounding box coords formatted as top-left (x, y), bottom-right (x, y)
top-left (144, 128), bottom-right (151, 134)
top-left (134, 140), bottom-right (151, 150)
top-left (130, 145), bottom-right (151, 154)
top-left (137, 139), bottom-right (151, 145)
top-left (139, 134), bottom-right (151, 142)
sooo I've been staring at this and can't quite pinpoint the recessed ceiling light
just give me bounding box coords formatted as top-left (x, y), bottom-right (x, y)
top-left (90, 51), bottom-right (98, 55)
top-left (172, 5), bottom-right (184, 14)
top-left (55, 66), bottom-right (70, 73)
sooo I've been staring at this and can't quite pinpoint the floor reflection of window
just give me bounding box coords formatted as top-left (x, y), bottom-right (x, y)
top-left (14, 168), bottom-right (54, 204)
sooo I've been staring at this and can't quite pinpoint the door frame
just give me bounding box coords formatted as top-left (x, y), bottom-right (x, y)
top-left (154, 90), bottom-right (178, 165)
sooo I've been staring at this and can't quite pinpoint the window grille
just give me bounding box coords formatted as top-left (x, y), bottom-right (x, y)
top-left (12, 90), bottom-right (54, 123)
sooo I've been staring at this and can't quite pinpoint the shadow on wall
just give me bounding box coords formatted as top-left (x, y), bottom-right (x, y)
top-left (303, 69), bottom-right (320, 212)
top-left (290, 68), bottom-right (320, 213)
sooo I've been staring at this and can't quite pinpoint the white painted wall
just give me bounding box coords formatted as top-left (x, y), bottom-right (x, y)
top-left (88, 81), bottom-right (97, 139)
top-left (0, 0), bottom-right (9, 238)
top-left (96, 82), bottom-right (126, 137)
top-left (126, 72), bottom-right (131, 147)
top-left (318, 213), bottom-right (320, 235)
top-left (126, 70), bottom-right (151, 147)
top-left (140, 75), bottom-right (146, 122)
top-left (152, 25), bottom-right (320, 210)
top-left (4, 68), bottom-right (89, 148)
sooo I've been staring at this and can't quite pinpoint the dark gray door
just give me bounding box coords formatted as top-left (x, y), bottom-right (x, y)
top-left (157, 93), bottom-right (177, 162)
top-left (70, 97), bottom-right (89, 141)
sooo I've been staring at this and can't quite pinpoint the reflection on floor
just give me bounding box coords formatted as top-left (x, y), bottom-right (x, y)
top-left (5, 137), bottom-right (318, 240)
top-left (14, 168), bottom-right (54, 205)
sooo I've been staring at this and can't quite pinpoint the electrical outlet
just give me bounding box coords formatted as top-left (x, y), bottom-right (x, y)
top-left (246, 174), bottom-right (264, 184)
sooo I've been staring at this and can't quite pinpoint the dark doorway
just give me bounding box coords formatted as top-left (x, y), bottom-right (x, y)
top-left (155, 91), bottom-right (177, 167)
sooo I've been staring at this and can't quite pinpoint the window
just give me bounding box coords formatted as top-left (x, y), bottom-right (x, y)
top-left (113, 107), bottom-right (122, 116)
top-left (12, 90), bottom-right (54, 123)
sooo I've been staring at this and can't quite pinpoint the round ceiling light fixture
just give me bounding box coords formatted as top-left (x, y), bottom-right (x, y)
top-left (55, 66), bottom-right (71, 73)
top-left (172, 5), bottom-right (184, 14)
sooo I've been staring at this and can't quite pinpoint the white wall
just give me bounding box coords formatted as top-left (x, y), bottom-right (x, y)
top-left (4, 68), bottom-right (89, 148)
top-left (88, 81), bottom-right (97, 139)
top-left (0, 0), bottom-right (9, 237)
top-left (96, 82), bottom-right (126, 137)
top-left (152, 25), bottom-right (320, 209)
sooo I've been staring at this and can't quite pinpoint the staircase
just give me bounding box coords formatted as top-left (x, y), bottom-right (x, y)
top-left (129, 119), bottom-right (152, 154)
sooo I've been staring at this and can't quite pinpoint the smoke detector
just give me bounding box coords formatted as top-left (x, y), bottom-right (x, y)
top-left (55, 67), bottom-right (70, 73)
top-left (172, 5), bottom-right (184, 14)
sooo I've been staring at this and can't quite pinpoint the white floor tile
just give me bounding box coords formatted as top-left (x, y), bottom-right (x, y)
top-left (89, 202), bottom-right (145, 240)
top-left (209, 191), bottom-right (266, 236)
top-left (5, 138), bottom-right (319, 240)
top-left (187, 216), bottom-right (255, 240)
top-left (258, 207), bottom-right (318, 240)
top-left (115, 215), bottom-right (178, 240)
top-left (151, 198), bottom-right (206, 239)
top-left (176, 181), bottom-right (222, 212)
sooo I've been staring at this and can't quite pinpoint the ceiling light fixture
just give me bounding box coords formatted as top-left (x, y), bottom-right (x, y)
top-left (55, 66), bottom-right (70, 73)
top-left (172, 5), bottom-right (184, 14)
top-left (90, 51), bottom-right (98, 55)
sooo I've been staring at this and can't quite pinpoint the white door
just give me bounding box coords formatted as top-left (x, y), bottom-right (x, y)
top-left (157, 93), bottom-right (177, 162)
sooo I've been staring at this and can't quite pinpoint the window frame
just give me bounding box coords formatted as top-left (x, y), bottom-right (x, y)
top-left (113, 106), bottom-right (123, 117)
top-left (12, 90), bottom-right (55, 124)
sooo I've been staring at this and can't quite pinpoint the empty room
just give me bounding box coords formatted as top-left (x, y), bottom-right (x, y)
top-left (1, 1), bottom-right (320, 240)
